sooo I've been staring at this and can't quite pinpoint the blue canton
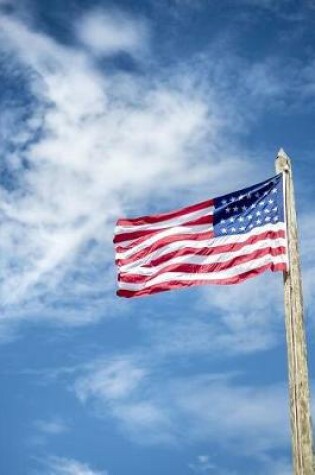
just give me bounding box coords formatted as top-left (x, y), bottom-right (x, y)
top-left (213, 174), bottom-right (285, 237)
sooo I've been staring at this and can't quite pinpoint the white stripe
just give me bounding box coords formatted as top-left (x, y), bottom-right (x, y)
top-left (118, 254), bottom-right (288, 291)
top-left (115, 206), bottom-right (214, 234)
top-left (116, 222), bottom-right (286, 260)
top-left (119, 237), bottom-right (287, 274)
top-left (115, 223), bottom-right (213, 250)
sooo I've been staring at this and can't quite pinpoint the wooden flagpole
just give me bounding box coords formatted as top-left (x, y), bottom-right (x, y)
top-left (276, 148), bottom-right (314, 475)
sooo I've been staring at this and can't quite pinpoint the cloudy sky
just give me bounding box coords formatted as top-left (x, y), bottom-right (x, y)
top-left (1, 0), bottom-right (315, 474)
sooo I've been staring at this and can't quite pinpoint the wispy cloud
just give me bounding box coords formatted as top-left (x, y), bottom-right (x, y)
top-left (35, 417), bottom-right (69, 435)
top-left (231, 0), bottom-right (290, 9)
top-left (189, 454), bottom-right (216, 473)
top-left (189, 453), bottom-right (291, 475)
top-left (0, 9), bottom-right (260, 333)
top-left (140, 272), bottom-right (283, 359)
top-left (30, 417), bottom-right (69, 447)
top-left (73, 355), bottom-right (291, 454)
top-left (75, 357), bottom-right (147, 401)
top-left (36, 456), bottom-right (107, 475)
top-left (0, 17), bottom-right (200, 309)
top-left (76, 8), bottom-right (149, 58)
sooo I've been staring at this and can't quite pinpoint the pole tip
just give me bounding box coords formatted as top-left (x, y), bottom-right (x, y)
top-left (276, 148), bottom-right (291, 173)
top-left (277, 148), bottom-right (290, 160)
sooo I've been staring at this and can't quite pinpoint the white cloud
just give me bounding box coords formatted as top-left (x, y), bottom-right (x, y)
top-left (74, 356), bottom-right (174, 444)
top-left (189, 454), bottom-right (216, 473)
top-left (35, 417), bottom-right (69, 435)
top-left (40, 456), bottom-right (107, 475)
top-left (189, 453), bottom-right (291, 475)
top-left (138, 270), bottom-right (285, 361)
top-left (29, 417), bottom-right (69, 447)
top-left (75, 357), bottom-right (147, 402)
top-left (73, 356), bottom-right (291, 454)
top-left (0, 11), bottom-right (262, 333)
top-left (200, 271), bottom-right (284, 350)
top-left (76, 8), bottom-right (149, 57)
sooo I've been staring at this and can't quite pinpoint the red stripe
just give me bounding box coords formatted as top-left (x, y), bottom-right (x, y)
top-left (118, 246), bottom-right (286, 284)
top-left (114, 228), bottom-right (162, 244)
top-left (114, 215), bottom-right (213, 244)
top-left (116, 229), bottom-right (285, 267)
top-left (117, 263), bottom-right (287, 298)
top-left (116, 199), bottom-right (214, 227)
top-left (115, 231), bottom-right (215, 264)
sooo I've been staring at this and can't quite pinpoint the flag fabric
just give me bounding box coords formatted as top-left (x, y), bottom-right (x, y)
top-left (114, 173), bottom-right (288, 298)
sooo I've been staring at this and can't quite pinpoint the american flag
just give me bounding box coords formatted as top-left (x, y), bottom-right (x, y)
top-left (114, 174), bottom-right (288, 298)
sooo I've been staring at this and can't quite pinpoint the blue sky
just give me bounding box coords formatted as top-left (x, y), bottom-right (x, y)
top-left (1, 0), bottom-right (315, 474)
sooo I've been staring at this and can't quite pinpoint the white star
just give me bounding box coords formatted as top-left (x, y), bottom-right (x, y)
top-left (256, 211), bottom-right (261, 216)
top-left (221, 199), bottom-right (228, 205)
top-left (259, 201), bottom-right (265, 206)
top-left (265, 216), bottom-right (271, 222)
top-left (255, 192), bottom-right (260, 198)
top-left (249, 223), bottom-right (254, 229)
top-left (240, 226), bottom-right (246, 231)
top-left (225, 207), bottom-right (231, 213)
top-left (222, 228), bottom-right (227, 233)
top-left (247, 214), bottom-right (253, 220)
top-left (264, 209), bottom-right (270, 214)
top-left (256, 219), bottom-right (262, 224)
top-left (273, 216), bottom-right (279, 222)
top-left (230, 197), bottom-right (236, 203)
top-left (246, 192), bottom-right (252, 199)
top-left (272, 207), bottom-right (278, 212)
top-left (242, 205), bottom-right (247, 211)
top-left (238, 216), bottom-right (244, 222)
top-left (238, 194), bottom-right (244, 200)
top-left (231, 227), bottom-right (236, 232)
top-left (272, 188), bottom-right (277, 194)
top-left (268, 199), bottom-right (274, 204)
top-left (221, 218), bottom-right (226, 224)
top-left (251, 203), bottom-right (256, 209)
top-left (263, 191), bottom-right (268, 196)
top-left (229, 217), bottom-right (235, 222)
top-left (233, 206), bottom-right (239, 212)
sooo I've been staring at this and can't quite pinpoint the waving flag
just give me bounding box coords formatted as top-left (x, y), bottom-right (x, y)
top-left (114, 174), bottom-right (288, 298)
